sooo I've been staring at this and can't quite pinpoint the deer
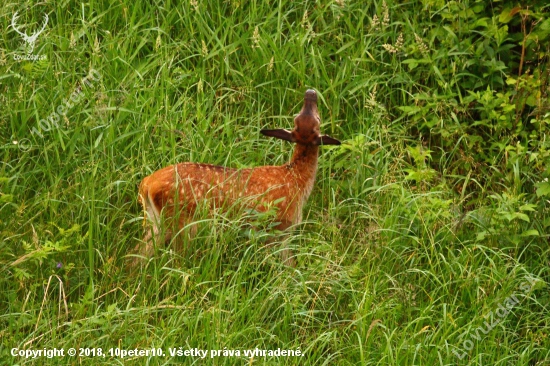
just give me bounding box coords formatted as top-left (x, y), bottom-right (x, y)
top-left (134, 89), bottom-right (341, 266)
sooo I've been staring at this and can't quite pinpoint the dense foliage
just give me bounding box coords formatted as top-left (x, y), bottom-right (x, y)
top-left (1, 0), bottom-right (549, 365)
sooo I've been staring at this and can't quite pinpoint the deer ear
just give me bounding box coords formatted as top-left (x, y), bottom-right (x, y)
top-left (315, 135), bottom-right (341, 146)
top-left (260, 129), bottom-right (296, 143)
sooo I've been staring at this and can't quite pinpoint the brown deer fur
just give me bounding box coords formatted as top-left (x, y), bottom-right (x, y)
top-left (135, 89), bottom-right (340, 265)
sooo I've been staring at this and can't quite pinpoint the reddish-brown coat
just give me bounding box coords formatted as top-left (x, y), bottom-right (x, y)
top-left (136, 89), bottom-right (340, 265)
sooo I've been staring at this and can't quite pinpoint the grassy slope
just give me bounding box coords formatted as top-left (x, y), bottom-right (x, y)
top-left (1, 0), bottom-right (548, 365)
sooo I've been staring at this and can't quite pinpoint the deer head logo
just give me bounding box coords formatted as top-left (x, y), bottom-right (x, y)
top-left (11, 12), bottom-right (49, 54)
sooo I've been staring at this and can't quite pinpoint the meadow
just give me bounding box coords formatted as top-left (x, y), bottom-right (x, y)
top-left (1, 0), bottom-right (549, 365)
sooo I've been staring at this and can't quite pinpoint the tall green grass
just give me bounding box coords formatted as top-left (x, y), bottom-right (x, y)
top-left (1, 0), bottom-right (549, 365)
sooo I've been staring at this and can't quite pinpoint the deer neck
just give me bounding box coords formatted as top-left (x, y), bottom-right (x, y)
top-left (288, 144), bottom-right (319, 186)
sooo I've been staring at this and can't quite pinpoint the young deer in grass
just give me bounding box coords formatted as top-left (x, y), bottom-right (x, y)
top-left (135, 89), bottom-right (340, 265)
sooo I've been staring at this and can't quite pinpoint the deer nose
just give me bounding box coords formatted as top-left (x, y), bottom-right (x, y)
top-left (304, 89), bottom-right (317, 102)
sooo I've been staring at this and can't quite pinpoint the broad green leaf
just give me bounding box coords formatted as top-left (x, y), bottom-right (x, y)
top-left (535, 182), bottom-right (550, 197)
top-left (520, 229), bottom-right (540, 237)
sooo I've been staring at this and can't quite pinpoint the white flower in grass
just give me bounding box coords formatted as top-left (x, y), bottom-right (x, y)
top-left (382, 44), bottom-right (397, 53)
top-left (371, 14), bottom-right (380, 30)
top-left (301, 10), bottom-right (316, 37)
top-left (301, 10), bottom-right (309, 28)
top-left (365, 84), bottom-right (378, 111)
top-left (197, 78), bottom-right (203, 93)
top-left (155, 34), bottom-right (162, 51)
top-left (395, 32), bottom-right (403, 49)
top-left (415, 33), bottom-right (429, 55)
top-left (252, 26), bottom-right (260, 48)
top-left (382, 1), bottom-right (390, 27)
top-left (382, 32), bottom-right (403, 54)
top-left (93, 36), bottom-right (100, 55)
top-left (201, 40), bottom-right (208, 57)
top-left (69, 31), bottom-right (76, 48)
top-left (267, 56), bottom-right (274, 73)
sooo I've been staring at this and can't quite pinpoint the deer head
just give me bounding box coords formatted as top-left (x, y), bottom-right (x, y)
top-left (260, 89), bottom-right (341, 146)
